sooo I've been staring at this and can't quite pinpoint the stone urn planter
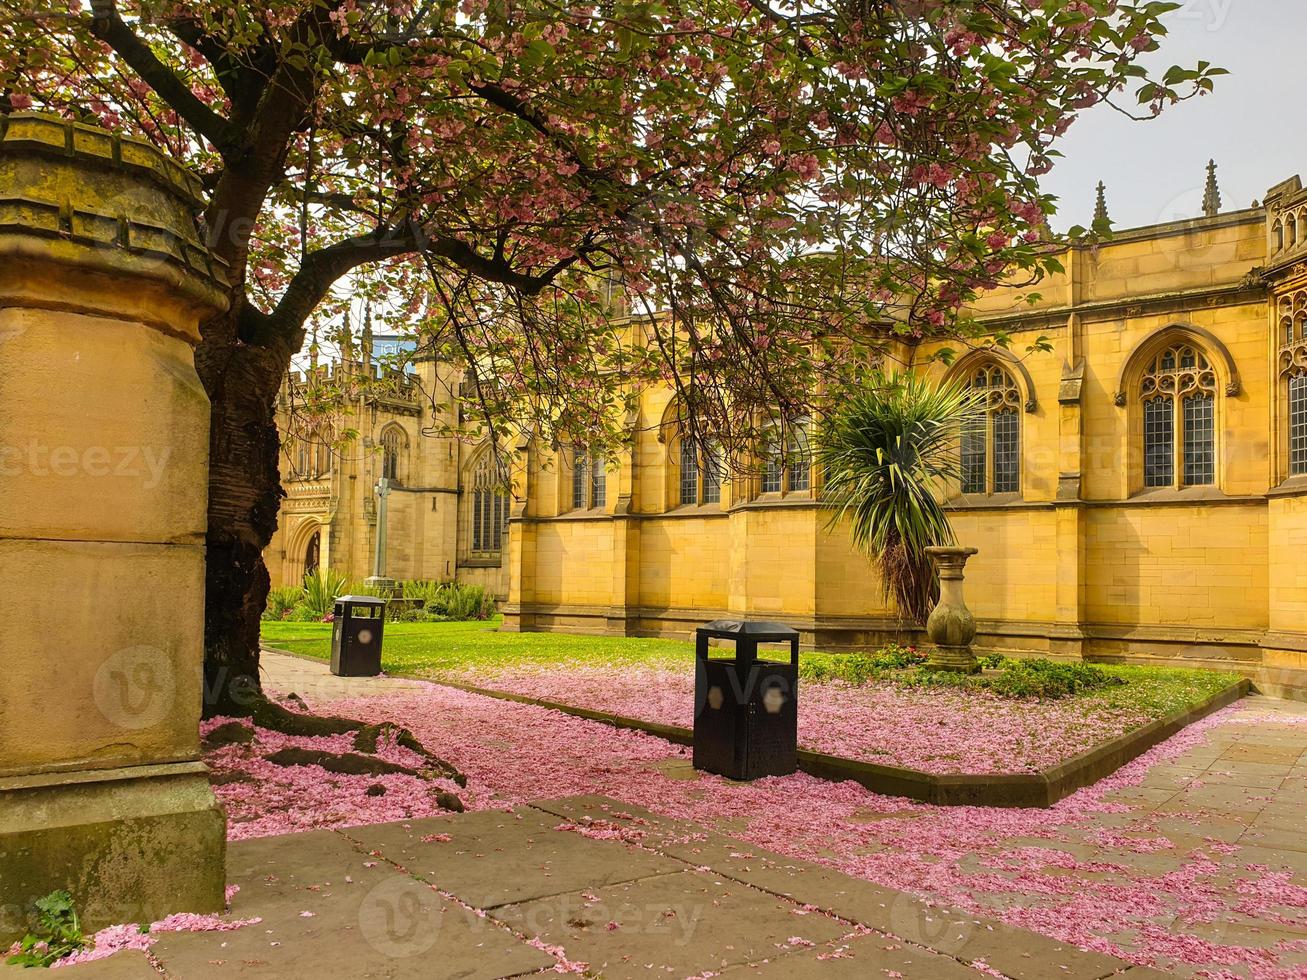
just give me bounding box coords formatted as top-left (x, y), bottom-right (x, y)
top-left (924, 546), bottom-right (980, 673)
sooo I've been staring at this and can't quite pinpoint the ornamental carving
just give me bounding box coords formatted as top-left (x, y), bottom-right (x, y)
top-left (1140, 344), bottom-right (1217, 401)
top-left (1278, 289), bottom-right (1307, 379)
top-left (967, 364), bottom-right (1022, 410)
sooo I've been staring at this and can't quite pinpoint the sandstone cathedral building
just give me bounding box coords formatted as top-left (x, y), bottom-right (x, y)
top-left (268, 167), bottom-right (1307, 700)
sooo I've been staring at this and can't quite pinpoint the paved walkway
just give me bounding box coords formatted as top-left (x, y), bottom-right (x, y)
top-left (16, 794), bottom-right (1165, 980)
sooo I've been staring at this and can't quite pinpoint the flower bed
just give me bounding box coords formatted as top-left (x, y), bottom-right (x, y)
top-left (444, 664), bottom-right (1168, 774)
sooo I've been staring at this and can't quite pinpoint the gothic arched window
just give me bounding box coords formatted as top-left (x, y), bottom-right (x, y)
top-left (1140, 344), bottom-right (1217, 488)
top-left (380, 424), bottom-right (408, 485)
top-left (469, 451), bottom-right (510, 557)
top-left (675, 436), bottom-right (727, 507)
top-left (571, 450), bottom-right (589, 510)
top-left (679, 438), bottom-right (699, 505)
top-left (590, 455), bottom-right (606, 509)
top-left (570, 449), bottom-right (606, 510)
top-left (960, 364), bottom-right (1021, 495)
top-left (759, 419), bottom-right (811, 496)
top-left (313, 434), bottom-right (331, 479)
top-left (702, 441), bottom-right (724, 504)
top-left (1279, 290), bottom-right (1307, 478)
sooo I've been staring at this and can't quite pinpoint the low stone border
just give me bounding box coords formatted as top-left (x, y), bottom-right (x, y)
top-left (261, 645), bottom-right (1248, 808)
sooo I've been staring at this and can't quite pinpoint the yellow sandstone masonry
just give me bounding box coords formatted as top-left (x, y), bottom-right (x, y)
top-left (498, 183), bottom-right (1307, 701)
top-left (265, 154), bottom-right (1307, 701)
top-left (0, 113), bottom-right (227, 939)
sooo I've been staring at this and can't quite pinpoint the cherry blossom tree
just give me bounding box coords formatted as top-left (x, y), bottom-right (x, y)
top-left (0, 0), bottom-right (1221, 716)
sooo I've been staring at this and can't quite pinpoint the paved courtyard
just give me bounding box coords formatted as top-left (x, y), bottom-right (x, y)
top-left (7, 794), bottom-right (1168, 979)
top-left (16, 653), bottom-right (1302, 978)
top-left (251, 652), bottom-right (1307, 977)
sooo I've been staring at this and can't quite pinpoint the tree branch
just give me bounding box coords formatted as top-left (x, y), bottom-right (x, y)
top-left (88, 9), bottom-right (233, 152)
top-left (261, 222), bottom-right (586, 347)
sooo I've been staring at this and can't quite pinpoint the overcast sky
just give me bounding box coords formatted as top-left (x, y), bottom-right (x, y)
top-left (1040, 0), bottom-right (1305, 231)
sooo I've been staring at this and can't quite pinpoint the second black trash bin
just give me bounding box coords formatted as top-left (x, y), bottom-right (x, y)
top-left (692, 620), bottom-right (799, 780)
top-left (330, 595), bottom-right (386, 677)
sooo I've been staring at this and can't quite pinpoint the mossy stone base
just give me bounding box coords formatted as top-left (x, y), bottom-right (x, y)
top-left (0, 762), bottom-right (226, 943)
top-left (925, 644), bottom-right (980, 674)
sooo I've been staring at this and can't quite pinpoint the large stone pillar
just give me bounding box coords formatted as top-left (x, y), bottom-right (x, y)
top-left (0, 114), bottom-right (227, 939)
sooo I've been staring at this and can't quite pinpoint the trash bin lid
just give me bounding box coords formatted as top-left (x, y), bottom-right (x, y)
top-left (336, 595), bottom-right (386, 606)
top-left (696, 619), bottom-right (799, 642)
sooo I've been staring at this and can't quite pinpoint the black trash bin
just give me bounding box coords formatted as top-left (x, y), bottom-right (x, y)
top-left (693, 620), bottom-right (799, 780)
top-left (330, 595), bottom-right (386, 677)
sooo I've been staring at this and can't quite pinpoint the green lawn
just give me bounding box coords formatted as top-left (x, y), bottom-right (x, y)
top-left (259, 618), bottom-right (1241, 717)
top-left (261, 616), bottom-right (698, 674)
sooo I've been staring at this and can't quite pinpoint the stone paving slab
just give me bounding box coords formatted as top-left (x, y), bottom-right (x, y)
top-left (489, 869), bottom-right (849, 979)
top-left (0, 951), bottom-right (158, 979)
top-left (714, 932), bottom-right (990, 979)
top-left (340, 806), bottom-right (686, 910)
top-left (525, 796), bottom-right (1138, 980)
top-left (148, 828), bottom-right (554, 979)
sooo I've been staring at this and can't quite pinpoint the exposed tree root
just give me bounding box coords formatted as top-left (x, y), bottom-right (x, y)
top-left (215, 693), bottom-right (469, 810)
top-left (265, 747), bottom-right (419, 778)
top-left (203, 721), bottom-right (257, 747)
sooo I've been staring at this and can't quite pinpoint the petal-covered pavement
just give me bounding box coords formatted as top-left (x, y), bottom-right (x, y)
top-left (213, 652), bottom-right (1307, 978)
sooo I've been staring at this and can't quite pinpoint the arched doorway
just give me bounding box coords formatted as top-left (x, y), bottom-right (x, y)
top-left (304, 530), bottom-right (321, 578)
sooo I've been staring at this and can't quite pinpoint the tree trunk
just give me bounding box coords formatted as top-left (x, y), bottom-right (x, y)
top-left (195, 301), bottom-right (294, 718)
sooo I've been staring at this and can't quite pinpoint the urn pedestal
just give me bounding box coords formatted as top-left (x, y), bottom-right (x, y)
top-left (924, 546), bottom-right (980, 674)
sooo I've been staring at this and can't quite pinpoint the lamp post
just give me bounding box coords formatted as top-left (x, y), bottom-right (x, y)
top-left (365, 476), bottom-right (397, 594)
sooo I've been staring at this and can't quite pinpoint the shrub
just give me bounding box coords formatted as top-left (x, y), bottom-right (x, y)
top-left (799, 658), bottom-right (833, 684)
top-left (285, 603), bottom-right (324, 622)
top-left (866, 642), bottom-right (926, 669)
top-left (984, 658), bottom-right (1123, 699)
top-left (896, 657), bottom-right (1124, 700)
top-left (401, 579), bottom-right (448, 606)
top-left (434, 583), bottom-right (496, 621)
top-left (798, 643), bottom-right (924, 686)
top-left (302, 567), bottom-right (349, 619)
top-left (263, 584), bottom-right (304, 622)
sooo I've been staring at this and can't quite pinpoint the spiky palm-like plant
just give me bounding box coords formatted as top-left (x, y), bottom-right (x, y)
top-left (817, 371), bottom-right (980, 624)
top-left (302, 567), bottom-right (350, 619)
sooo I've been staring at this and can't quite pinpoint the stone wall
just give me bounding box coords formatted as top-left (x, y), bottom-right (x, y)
top-left (505, 196), bottom-right (1307, 700)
